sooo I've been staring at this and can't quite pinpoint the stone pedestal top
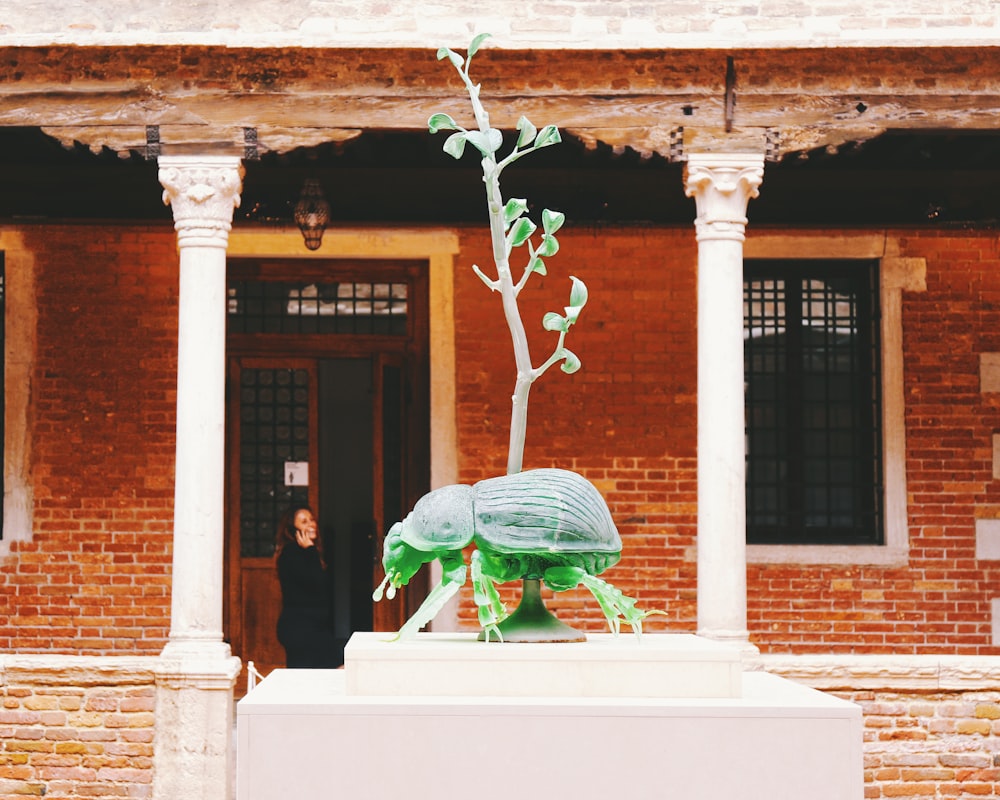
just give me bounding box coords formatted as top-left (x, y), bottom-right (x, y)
top-left (343, 631), bottom-right (743, 699)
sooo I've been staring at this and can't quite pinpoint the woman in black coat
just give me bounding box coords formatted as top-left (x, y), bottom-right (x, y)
top-left (274, 505), bottom-right (343, 668)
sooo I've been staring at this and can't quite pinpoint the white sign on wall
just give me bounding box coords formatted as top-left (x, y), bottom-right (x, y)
top-left (284, 461), bottom-right (309, 487)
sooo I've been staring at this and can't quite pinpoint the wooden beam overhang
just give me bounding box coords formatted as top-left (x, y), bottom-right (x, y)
top-left (2, 45), bottom-right (1000, 160)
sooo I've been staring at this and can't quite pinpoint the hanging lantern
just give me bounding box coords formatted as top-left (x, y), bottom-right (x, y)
top-left (294, 178), bottom-right (330, 250)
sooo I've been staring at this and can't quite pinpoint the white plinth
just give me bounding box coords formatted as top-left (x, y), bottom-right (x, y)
top-left (345, 631), bottom-right (742, 698)
top-left (238, 634), bottom-right (862, 800)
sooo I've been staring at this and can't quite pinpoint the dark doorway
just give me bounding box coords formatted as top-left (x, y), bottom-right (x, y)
top-left (224, 258), bottom-right (429, 675)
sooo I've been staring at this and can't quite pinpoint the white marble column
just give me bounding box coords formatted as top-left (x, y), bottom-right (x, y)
top-left (683, 152), bottom-right (764, 648)
top-left (158, 154), bottom-right (243, 658)
top-left (154, 155), bottom-right (244, 800)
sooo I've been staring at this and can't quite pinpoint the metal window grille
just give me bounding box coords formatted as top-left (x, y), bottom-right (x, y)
top-left (239, 367), bottom-right (311, 557)
top-left (228, 280), bottom-right (408, 335)
top-left (743, 260), bottom-right (883, 545)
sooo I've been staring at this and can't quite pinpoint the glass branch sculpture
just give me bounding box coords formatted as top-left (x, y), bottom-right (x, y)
top-left (373, 34), bottom-right (660, 642)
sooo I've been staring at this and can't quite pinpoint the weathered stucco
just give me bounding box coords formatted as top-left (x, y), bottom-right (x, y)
top-left (0, 0), bottom-right (997, 49)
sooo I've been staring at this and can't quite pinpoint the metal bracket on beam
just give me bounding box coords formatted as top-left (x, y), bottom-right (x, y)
top-left (668, 127), bottom-right (686, 163)
top-left (765, 128), bottom-right (781, 162)
top-left (145, 125), bottom-right (161, 160)
top-left (244, 127), bottom-right (260, 161)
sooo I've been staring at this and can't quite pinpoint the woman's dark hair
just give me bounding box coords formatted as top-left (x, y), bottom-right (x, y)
top-left (274, 505), bottom-right (325, 566)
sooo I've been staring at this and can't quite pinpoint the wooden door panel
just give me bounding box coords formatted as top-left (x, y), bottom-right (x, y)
top-left (241, 560), bottom-right (284, 674)
top-left (226, 359), bottom-right (318, 668)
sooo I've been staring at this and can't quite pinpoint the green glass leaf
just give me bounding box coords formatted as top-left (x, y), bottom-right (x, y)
top-left (468, 33), bottom-right (492, 58)
top-left (542, 209), bottom-right (565, 235)
top-left (516, 116), bottom-right (537, 148)
top-left (528, 255), bottom-right (547, 276)
top-left (564, 304), bottom-right (581, 325)
top-left (442, 131), bottom-right (468, 159)
top-left (542, 312), bottom-right (567, 332)
top-left (428, 113), bottom-right (458, 134)
top-left (538, 233), bottom-right (560, 257)
top-left (569, 275), bottom-right (589, 309)
top-left (508, 217), bottom-right (537, 248)
top-left (437, 47), bottom-right (465, 69)
top-left (561, 348), bottom-right (581, 374)
top-left (466, 128), bottom-right (503, 156)
top-left (504, 198), bottom-right (529, 229)
top-left (534, 125), bottom-right (562, 149)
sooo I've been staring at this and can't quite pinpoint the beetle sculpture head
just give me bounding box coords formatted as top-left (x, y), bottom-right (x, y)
top-left (374, 484), bottom-right (474, 601)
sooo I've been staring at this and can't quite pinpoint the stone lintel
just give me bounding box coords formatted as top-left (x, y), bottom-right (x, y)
top-left (0, 654), bottom-right (160, 686)
top-left (756, 653), bottom-right (1000, 691)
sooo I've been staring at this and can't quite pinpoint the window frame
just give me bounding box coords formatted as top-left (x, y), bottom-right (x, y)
top-left (742, 234), bottom-right (922, 567)
top-left (744, 258), bottom-right (883, 546)
top-left (0, 232), bottom-right (36, 554)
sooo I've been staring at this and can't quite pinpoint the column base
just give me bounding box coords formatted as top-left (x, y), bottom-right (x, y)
top-left (154, 651), bottom-right (241, 800)
top-left (696, 627), bottom-right (760, 659)
top-left (160, 636), bottom-right (234, 661)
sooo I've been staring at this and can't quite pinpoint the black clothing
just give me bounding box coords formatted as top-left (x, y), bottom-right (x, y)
top-left (276, 544), bottom-right (343, 668)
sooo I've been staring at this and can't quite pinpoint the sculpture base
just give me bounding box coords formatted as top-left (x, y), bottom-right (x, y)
top-left (237, 642), bottom-right (862, 800)
top-left (344, 632), bottom-right (741, 698)
top-left (480, 578), bottom-right (586, 643)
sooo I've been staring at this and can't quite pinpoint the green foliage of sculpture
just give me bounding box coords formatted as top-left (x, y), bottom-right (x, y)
top-left (372, 34), bottom-right (661, 642)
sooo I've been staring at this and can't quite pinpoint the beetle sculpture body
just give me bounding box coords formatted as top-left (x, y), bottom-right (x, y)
top-left (373, 468), bottom-right (650, 641)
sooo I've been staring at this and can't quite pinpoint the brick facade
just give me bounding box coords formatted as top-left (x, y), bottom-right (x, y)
top-left (2, 221), bottom-right (1000, 797)
top-left (0, 657), bottom-right (157, 800)
top-left (452, 226), bottom-right (1000, 656)
top-left (0, 5), bottom-right (995, 799)
top-left (0, 226), bottom-right (178, 655)
top-left (2, 223), bottom-right (999, 656)
top-left (856, 689), bottom-right (1000, 797)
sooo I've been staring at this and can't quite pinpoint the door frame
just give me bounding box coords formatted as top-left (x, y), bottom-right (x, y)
top-left (223, 250), bottom-right (436, 662)
top-left (227, 228), bottom-right (459, 488)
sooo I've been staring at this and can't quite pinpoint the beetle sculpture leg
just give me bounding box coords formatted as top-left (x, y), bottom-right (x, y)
top-left (392, 551), bottom-right (468, 642)
top-left (542, 565), bottom-right (659, 638)
top-left (470, 549), bottom-right (507, 642)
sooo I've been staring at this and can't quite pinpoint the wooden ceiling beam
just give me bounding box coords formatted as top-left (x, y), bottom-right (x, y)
top-left (3, 44), bottom-right (1000, 158)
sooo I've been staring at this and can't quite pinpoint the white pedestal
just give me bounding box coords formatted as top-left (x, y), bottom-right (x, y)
top-left (237, 634), bottom-right (862, 800)
top-left (345, 631), bottom-right (742, 698)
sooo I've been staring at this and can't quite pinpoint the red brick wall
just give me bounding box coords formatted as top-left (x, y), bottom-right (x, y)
top-left (452, 226), bottom-right (1000, 655)
top-left (452, 227), bottom-right (700, 631)
top-left (0, 225), bottom-right (178, 654)
top-left (2, 223), bottom-right (1000, 657)
top-left (745, 233), bottom-right (1000, 655)
top-left (850, 689), bottom-right (1000, 798)
top-left (0, 660), bottom-right (156, 799)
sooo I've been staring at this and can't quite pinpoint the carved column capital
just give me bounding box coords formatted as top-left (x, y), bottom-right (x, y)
top-left (158, 155), bottom-right (244, 248)
top-left (683, 152), bottom-right (765, 242)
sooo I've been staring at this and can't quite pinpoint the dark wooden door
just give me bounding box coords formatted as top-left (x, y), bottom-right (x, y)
top-left (224, 259), bottom-right (429, 676)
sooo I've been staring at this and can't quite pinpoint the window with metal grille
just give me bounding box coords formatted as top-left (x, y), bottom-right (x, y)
top-left (743, 259), bottom-right (883, 545)
top-left (228, 280), bottom-right (408, 335)
top-left (238, 367), bottom-right (311, 557)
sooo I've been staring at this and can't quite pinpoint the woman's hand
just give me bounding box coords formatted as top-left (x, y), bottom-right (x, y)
top-left (295, 528), bottom-right (314, 548)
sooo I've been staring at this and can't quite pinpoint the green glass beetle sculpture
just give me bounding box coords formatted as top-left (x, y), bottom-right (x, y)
top-left (372, 468), bottom-right (652, 642)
